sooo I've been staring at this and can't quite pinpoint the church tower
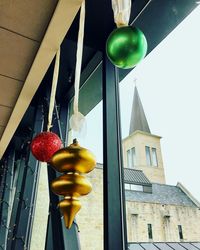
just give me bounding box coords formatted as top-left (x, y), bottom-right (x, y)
top-left (122, 86), bottom-right (166, 184)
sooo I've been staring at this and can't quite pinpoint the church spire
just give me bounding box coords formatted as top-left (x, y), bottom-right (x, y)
top-left (129, 86), bottom-right (151, 135)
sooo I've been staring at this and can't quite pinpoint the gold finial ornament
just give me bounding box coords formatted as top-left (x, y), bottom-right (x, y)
top-left (50, 139), bottom-right (96, 228)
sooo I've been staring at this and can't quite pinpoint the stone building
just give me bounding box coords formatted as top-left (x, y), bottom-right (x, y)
top-left (76, 87), bottom-right (200, 250)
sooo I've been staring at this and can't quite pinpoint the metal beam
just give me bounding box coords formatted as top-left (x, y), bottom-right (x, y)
top-left (102, 56), bottom-right (127, 250)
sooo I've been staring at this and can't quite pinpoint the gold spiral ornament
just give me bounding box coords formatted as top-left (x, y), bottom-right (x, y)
top-left (50, 139), bottom-right (96, 228)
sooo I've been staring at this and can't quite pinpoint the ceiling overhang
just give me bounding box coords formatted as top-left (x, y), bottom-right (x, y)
top-left (0, 0), bottom-right (82, 159)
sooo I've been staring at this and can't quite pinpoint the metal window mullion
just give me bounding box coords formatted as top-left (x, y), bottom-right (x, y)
top-left (102, 55), bottom-right (127, 250)
top-left (0, 162), bottom-right (7, 214)
top-left (7, 159), bottom-right (26, 249)
top-left (11, 105), bottom-right (43, 250)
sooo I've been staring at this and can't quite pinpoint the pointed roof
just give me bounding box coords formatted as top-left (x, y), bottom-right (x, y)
top-left (129, 86), bottom-right (151, 135)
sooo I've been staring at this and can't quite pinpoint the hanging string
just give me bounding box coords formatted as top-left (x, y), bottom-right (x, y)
top-left (70, 0), bottom-right (86, 133)
top-left (47, 49), bottom-right (60, 132)
top-left (73, 0), bottom-right (85, 114)
top-left (111, 0), bottom-right (131, 27)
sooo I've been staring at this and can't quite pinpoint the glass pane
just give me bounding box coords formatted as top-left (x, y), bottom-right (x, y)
top-left (68, 102), bottom-right (103, 250)
top-left (154, 243), bottom-right (174, 250)
top-left (147, 224), bottom-right (153, 239)
top-left (180, 243), bottom-right (200, 250)
top-left (167, 243), bottom-right (186, 250)
top-left (145, 146), bottom-right (151, 166)
top-left (191, 243), bottom-right (200, 248)
top-left (130, 184), bottom-right (143, 191)
top-left (151, 148), bottom-right (158, 166)
top-left (127, 149), bottom-right (132, 168)
top-left (141, 243), bottom-right (159, 250)
top-left (178, 225), bottom-right (184, 240)
top-left (119, 5), bottom-right (200, 245)
top-left (68, 62), bottom-right (103, 250)
top-left (129, 244), bottom-right (146, 250)
top-left (125, 183), bottom-right (131, 190)
top-left (132, 147), bottom-right (136, 167)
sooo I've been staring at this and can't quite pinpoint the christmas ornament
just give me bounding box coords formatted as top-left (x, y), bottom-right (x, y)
top-left (31, 132), bottom-right (62, 162)
top-left (50, 139), bottom-right (96, 228)
top-left (106, 26), bottom-right (147, 69)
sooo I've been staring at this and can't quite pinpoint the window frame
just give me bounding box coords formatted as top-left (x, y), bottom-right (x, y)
top-left (178, 225), bottom-right (184, 240)
top-left (127, 147), bottom-right (136, 168)
top-left (147, 223), bottom-right (153, 240)
top-left (151, 147), bottom-right (158, 167)
top-left (145, 146), bottom-right (152, 166)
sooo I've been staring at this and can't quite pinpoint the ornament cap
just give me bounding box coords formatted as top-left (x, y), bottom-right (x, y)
top-left (73, 138), bottom-right (78, 144)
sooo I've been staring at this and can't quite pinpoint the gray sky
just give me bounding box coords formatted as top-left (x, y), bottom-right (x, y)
top-left (74, 5), bottom-right (200, 202)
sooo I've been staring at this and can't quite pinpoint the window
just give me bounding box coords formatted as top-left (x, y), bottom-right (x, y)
top-left (130, 184), bottom-right (143, 191)
top-left (125, 183), bottom-right (131, 190)
top-left (152, 148), bottom-right (158, 166)
top-left (127, 149), bottom-right (132, 168)
top-left (145, 146), bottom-right (158, 166)
top-left (178, 225), bottom-right (184, 240)
top-left (148, 224), bottom-right (153, 240)
top-left (127, 147), bottom-right (136, 168)
top-left (125, 183), bottom-right (143, 191)
top-left (145, 146), bottom-right (152, 166)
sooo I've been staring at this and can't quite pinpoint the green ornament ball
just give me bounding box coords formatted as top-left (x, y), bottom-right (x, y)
top-left (106, 26), bottom-right (148, 69)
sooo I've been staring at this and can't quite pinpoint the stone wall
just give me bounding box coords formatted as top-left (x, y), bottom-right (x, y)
top-left (126, 201), bottom-right (200, 242)
top-left (76, 167), bottom-right (103, 250)
top-left (77, 167), bottom-right (200, 250)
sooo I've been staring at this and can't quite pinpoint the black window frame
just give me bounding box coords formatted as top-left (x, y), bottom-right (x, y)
top-left (147, 223), bottom-right (153, 240)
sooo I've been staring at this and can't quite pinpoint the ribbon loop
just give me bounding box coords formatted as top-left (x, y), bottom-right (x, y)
top-left (70, 0), bottom-right (86, 134)
top-left (47, 49), bottom-right (60, 132)
top-left (111, 0), bottom-right (131, 27)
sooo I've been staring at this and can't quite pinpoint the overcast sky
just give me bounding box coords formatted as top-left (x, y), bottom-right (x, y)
top-left (74, 5), bottom-right (200, 202)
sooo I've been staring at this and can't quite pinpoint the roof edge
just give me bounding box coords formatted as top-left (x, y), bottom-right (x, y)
top-left (177, 182), bottom-right (200, 208)
top-left (123, 130), bottom-right (162, 142)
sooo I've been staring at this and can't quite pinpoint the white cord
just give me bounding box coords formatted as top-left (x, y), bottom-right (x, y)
top-left (73, 0), bottom-right (85, 114)
top-left (47, 49), bottom-right (60, 132)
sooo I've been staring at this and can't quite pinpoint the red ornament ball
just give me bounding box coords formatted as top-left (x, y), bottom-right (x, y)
top-left (30, 132), bottom-right (62, 162)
